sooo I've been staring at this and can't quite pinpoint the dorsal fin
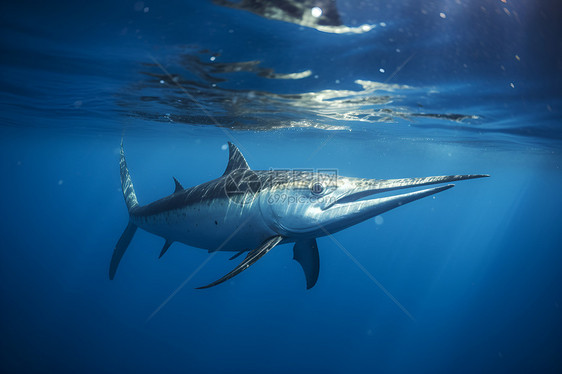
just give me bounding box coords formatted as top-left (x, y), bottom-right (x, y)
top-left (222, 142), bottom-right (250, 176)
top-left (173, 177), bottom-right (183, 193)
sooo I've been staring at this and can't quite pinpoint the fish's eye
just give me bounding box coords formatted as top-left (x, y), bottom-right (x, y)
top-left (310, 182), bottom-right (325, 195)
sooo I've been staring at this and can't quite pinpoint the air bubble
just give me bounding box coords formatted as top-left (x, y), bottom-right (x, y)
top-left (311, 7), bottom-right (322, 18)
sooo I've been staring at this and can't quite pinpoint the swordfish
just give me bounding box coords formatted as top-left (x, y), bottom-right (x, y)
top-left (110, 142), bottom-right (488, 289)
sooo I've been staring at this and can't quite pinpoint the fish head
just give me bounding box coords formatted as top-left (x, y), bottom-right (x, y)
top-left (258, 170), bottom-right (489, 238)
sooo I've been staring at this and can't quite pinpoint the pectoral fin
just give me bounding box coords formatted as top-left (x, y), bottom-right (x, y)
top-left (196, 235), bottom-right (283, 289)
top-left (229, 250), bottom-right (245, 260)
top-left (293, 239), bottom-right (320, 289)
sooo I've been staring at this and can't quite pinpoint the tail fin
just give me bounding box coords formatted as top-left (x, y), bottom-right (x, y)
top-left (120, 140), bottom-right (139, 212)
top-left (110, 140), bottom-right (139, 280)
top-left (109, 221), bottom-right (137, 279)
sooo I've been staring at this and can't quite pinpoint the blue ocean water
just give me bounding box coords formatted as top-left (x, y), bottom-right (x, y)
top-left (1, 0), bottom-right (561, 373)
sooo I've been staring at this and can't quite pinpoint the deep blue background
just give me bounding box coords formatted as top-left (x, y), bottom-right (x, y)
top-left (1, 1), bottom-right (561, 373)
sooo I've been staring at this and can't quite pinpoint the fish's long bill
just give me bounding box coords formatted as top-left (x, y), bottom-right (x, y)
top-left (371, 174), bottom-right (489, 192)
top-left (326, 174), bottom-right (489, 209)
top-left (326, 184), bottom-right (453, 223)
